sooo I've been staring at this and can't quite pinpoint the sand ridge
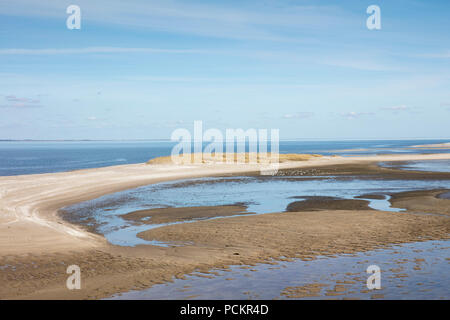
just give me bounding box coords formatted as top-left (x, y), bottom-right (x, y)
top-left (121, 204), bottom-right (251, 225)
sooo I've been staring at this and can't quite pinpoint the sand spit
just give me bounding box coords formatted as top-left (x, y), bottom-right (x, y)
top-left (389, 189), bottom-right (450, 215)
top-left (285, 197), bottom-right (372, 212)
top-left (122, 204), bottom-right (251, 225)
top-left (412, 142), bottom-right (450, 149)
top-left (147, 153), bottom-right (323, 165)
top-left (1, 153), bottom-right (450, 299)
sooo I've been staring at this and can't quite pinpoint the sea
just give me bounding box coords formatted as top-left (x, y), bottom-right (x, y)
top-left (0, 139), bottom-right (449, 176)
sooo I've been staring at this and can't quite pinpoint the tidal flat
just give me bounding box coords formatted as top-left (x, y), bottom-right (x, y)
top-left (2, 154), bottom-right (450, 299)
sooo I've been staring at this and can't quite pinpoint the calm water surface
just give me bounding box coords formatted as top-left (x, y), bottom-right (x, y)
top-left (1, 139), bottom-right (450, 176)
top-left (62, 176), bottom-right (450, 247)
top-left (380, 160), bottom-right (450, 173)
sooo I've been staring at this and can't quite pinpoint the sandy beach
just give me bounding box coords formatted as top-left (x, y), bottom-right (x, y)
top-left (4, 0), bottom-right (450, 306)
top-left (1, 153), bottom-right (450, 299)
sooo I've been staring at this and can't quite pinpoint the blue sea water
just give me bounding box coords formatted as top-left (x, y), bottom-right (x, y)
top-left (0, 141), bottom-right (174, 176)
top-left (0, 139), bottom-right (449, 176)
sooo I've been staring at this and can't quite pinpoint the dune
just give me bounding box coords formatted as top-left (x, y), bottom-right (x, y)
top-left (147, 153), bottom-right (323, 165)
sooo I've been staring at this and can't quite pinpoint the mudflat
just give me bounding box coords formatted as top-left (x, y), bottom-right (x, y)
top-left (138, 208), bottom-right (449, 260)
top-left (389, 189), bottom-right (450, 216)
top-left (122, 204), bottom-right (250, 225)
top-left (285, 197), bottom-right (373, 212)
top-left (1, 153), bottom-right (450, 299)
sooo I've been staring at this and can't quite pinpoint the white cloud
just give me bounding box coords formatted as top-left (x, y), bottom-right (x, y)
top-left (0, 95), bottom-right (41, 108)
top-left (282, 112), bottom-right (314, 119)
top-left (318, 58), bottom-right (396, 72)
top-left (0, 0), bottom-right (356, 42)
top-left (381, 105), bottom-right (409, 111)
top-left (341, 111), bottom-right (374, 120)
top-left (5, 95), bottom-right (39, 103)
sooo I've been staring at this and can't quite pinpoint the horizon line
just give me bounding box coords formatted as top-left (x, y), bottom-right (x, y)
top-left (1, 138), bottom-right (449, 142)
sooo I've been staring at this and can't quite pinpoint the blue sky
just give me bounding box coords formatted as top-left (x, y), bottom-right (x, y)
top-left (0, 0), bottom-right (449, 140)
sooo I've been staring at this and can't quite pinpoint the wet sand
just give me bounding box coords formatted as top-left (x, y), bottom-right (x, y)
top-left (276, 162), bottom-right (450, 180)
top-left (112, 239), bottom-right (449, 300)
top-left (122, 204), bottom-right (250, 225)
top-left (389, 189), bottom-right (450, 216)
top-left (2, 205), bottom-right (449, 299)
top-left (1, 153), bottom-right (450, 299)
top-left (281, 283), bottom-right (329, 298)
top-left (285, 197), bottom-right (372, 212)
top-left (138, 208), bottom-right (449, 261)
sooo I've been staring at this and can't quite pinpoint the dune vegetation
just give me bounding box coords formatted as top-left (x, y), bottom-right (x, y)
top-left (147, 153), bottom-right (323, 165)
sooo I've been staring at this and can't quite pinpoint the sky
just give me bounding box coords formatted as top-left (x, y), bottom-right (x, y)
top-left (0, 0), bottom-right (449, 140)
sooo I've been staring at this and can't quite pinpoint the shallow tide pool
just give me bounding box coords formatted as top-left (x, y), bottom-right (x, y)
top-left (380, 160), bottom-right (450, 173)
top-left (108, 240), bottom-right (450, 300)
top-left (62, 176), bottom-right (450, 247)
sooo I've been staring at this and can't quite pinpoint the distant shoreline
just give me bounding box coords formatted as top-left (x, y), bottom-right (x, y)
top-left (0, 139), bottom-right (173, 142)
top-left (1, 138), bottom-right (450, 142)
top-left (412, 142), bottom-right (450, 148)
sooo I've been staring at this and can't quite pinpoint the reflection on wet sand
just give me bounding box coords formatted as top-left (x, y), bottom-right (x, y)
top-left (438, 191), bottom-right (450, 200)
top-left (110, 240), bottom-right (450, 300)
top-left (379, 159), bottom-right (450, 173)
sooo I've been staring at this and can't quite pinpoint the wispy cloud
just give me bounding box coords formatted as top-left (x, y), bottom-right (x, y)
top-left (319, 58), bottom-right (397, 72)
top-left (0, 47), bottom-right (205, 55)
top-left (0, 46), bottom-right (396, 74)
top-left (5, 95), bottom-right (40, 104)
top-left (441, 102), bottom-right (450, 111)
top-left (0, 95), bottom-right (42, 108)
top-left (163, 120), bottom-right (186, 128)
top-left (380, 105), bottom-right (410, 111)
top-left (282, 112), bottom-right (314, 119)
top-left (416, 51), bottom-right (450, 59)
top-left (0, 0), bottom-right (356, 43)
top-left (341, 111), bottom-right (375, 120)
